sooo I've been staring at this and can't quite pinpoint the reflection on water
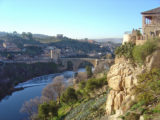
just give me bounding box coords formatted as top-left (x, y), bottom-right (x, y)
top-left (0, 68), bottom-right (85, 120)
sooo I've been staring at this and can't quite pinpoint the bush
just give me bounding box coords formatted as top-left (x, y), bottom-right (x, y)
top-left (115, 39), bottom-right (158, 64)
top-left (135, 69), bottom-right (160, 105)
top-left (60, 87), bottom-right (78, 106)
top-left (85, 76), bottom-right (107, 93)
top-left (38, 101), bottom-right (58, 120)
top-left (115, 42), bottom-right (135, 59)
top-left (86, 66), bottom-right (93, 78)
top-left (132, 40), bottom-right (157, 64)
top-left (124, 112), bottom-right (140, 120)
top-left (79, 81), bottom-right (86, 89)
top-left (85, 78), bottom-right (97, 92)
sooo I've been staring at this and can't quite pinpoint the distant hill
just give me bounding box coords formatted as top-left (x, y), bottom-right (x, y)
top-left (0, 32), bottom-right (8, 37)
top-left (93, 38), bottom-right (122, 43)
top-left (33, 34), bottom-right (50, 39)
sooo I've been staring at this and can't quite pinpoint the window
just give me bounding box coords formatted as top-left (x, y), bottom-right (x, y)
top-left (145, 16), bottom-right (152, 24)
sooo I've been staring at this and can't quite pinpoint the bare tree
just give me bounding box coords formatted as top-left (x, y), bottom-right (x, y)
top-left (42, 84), bottom-right (56, 101)
top-left (52, 76), bottom-right (66, 104)
top-left (74, 72), bottom-right (87, 84)
top-left (20, 76), bottom-right (66, 119)
top-left (20, 97), bottom-right (42, 119)
top-left (94, 61), bottom-right (109, 74)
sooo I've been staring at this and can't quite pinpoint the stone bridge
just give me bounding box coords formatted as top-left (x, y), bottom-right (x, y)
top-left (0, 58), bottom-right (114, 71)
top-left (59, 58), bottom-right (114, 71)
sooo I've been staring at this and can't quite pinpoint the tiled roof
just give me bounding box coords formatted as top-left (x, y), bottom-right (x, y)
top-left (141, 7), bottom-right (160, 14)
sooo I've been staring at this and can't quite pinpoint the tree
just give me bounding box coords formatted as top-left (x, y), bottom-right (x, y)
top-left (27, 32), bottom-right (33, 40)
top-left (85, 65), bottom-right (92, 78)
top-left (22, 32), bottom-right (26, 39)
top-left (60, 87), bottom-right (77, 106)
top-left (52, 76), bottom-right (66, 104)
top-left (86, 78), bottom-right (97, 92)
top-left (94, 61), bottom-right (109, 74)
top-left (13, 31), bottom-right (18, 36)
top-left (22, 32), bottom-right (33, 40)
top-left (20, 97), bottom-right (42, 119)
top-left (38, 101), bottom-right (58, 120)
top-left (42, 84), bottom-right (56, 102)
top-left (74, 72), bottom-right (87, 84)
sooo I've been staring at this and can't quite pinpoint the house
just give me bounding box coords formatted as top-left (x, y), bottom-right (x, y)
top-left (43, 46), bottom-right (61, 61)
top-left (3, 42), bottom-right (21, 52)
top-left (141, 7), bottom-right (160, 38)
top-left (123, 7), bottom-right (160, 45)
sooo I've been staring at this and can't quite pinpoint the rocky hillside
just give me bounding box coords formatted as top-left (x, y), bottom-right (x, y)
top-left (105, 45), bottom-right (160, 120)
top-left (105, 57), bottom-right (144, 120)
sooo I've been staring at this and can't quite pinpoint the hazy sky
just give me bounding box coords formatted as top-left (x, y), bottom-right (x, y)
top-left (0, 0), bottom-right (159, 39)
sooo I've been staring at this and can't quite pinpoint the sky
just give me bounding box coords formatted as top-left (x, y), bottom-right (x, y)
top-left (0, 0), bottom-right (159, 39)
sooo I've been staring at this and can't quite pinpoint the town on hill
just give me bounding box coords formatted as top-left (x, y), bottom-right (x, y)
top-left (0, 32), bottom-right (119, 62)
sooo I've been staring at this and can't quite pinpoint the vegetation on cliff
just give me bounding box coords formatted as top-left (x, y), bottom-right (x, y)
top-left (121, 68), bottom-right (160, 120)
top-left (115, 38), bottom-right (159, 64)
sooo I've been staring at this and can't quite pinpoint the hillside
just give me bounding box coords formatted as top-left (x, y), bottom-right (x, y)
top-left (0, 32), bottom-right (117, 58)
top-left (105, 39), bottom-right (160, 120)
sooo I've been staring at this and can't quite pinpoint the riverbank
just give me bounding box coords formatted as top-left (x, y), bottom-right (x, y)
top-left (0, 68), bottom-right (85, 120)
top-left (0, 62), bottom-right (63, 101)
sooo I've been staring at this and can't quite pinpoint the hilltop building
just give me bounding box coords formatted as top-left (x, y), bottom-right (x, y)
top-left (42, 46), bottom-right (61, 61)
top-left (142, 7), bottom-right (160, 38)
top-left (57, 34), bottom-right (63, 39)
top-left (123, 7), bottom-right (160, 45)
top-left (3, 42), bottom-right (21, 52)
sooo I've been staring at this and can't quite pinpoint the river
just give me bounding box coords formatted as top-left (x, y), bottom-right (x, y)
top-left (0, 68), bottom-right (86, 120)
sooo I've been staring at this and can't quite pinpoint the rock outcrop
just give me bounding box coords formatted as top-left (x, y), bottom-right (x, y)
top-left (105, 50), bottom-right (160, 120)
top-left (105, 57), bottom-right (145, 119)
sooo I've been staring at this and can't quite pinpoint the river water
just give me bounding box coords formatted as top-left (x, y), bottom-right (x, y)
top-left (0, 68), bottom-right (85, 120)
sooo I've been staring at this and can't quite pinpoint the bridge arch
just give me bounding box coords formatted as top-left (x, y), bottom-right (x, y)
top-left (59, 58), bottom-right (99, 71)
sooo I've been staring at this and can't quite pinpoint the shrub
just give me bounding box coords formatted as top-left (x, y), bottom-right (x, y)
top-left (85, 77), bottom-right (107, 93)
top-left (115, 42), bottom-right (135, 59)
top-left (135, 69), bottom-right (160, 105)
top-left (76, 90), bottom-right (83, 100)
top-left (130, 101), bottom-right (145, 111)
top-left (124, 112), bottom-right (140, 120)
top-left (85, 78), bottom-right (98, 92)
top-left (60, 87), bottom-right (78, 106)
top-left (79, 81), bottom-right (86, 89)
top-left (132, 40), bottom-right (157, 64)
top-left (38, 101), bottom-right (58, 120)
top-left (86, 65), bottom-right (93, 78)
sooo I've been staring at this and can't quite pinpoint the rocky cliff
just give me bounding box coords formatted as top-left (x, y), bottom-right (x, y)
top-left (105, 50), bottom-right (160, 120)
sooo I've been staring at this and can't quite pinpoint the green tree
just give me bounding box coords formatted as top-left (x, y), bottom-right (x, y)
top-left (85, 65), bottom-right (93, 78)
top-left (22, 32), bottom-right (26, 39)
top-left (38, 101), bottom-right (58, 120)
top-left (27, 32), bottom-right (33, 40)
top-left (60, 87), bottom-right (77, 106)
top-left (86, 78), bottom-right (97, 92)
